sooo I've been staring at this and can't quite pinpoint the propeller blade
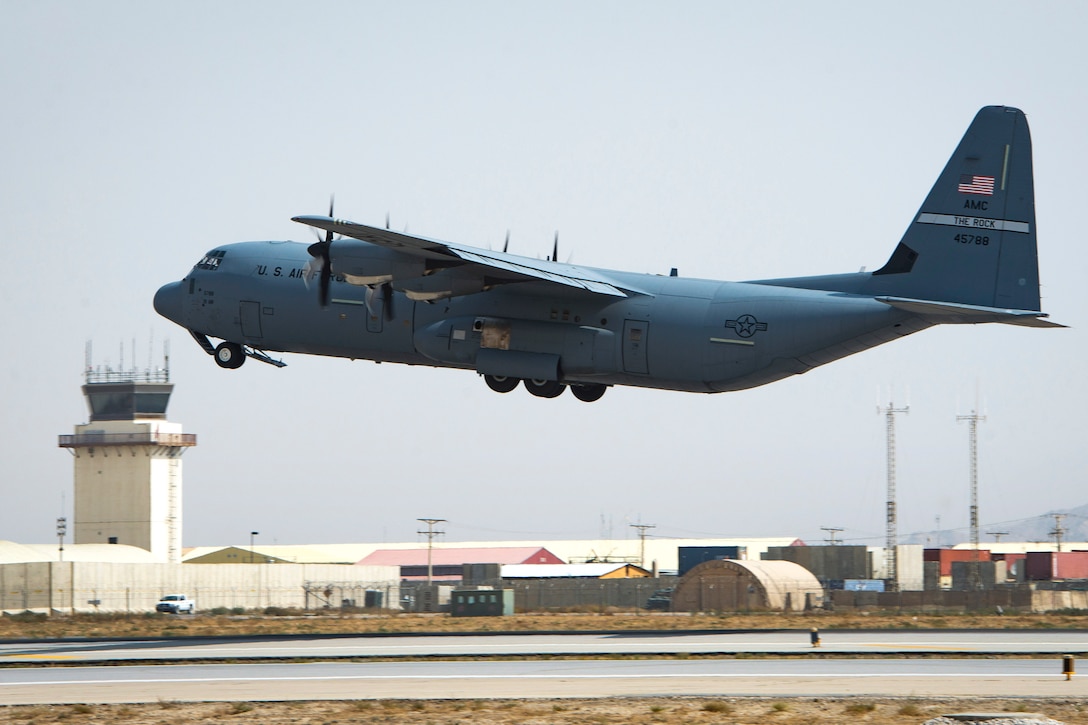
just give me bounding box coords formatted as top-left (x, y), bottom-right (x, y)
top-left (305, 195), bottom-right (337, 306)
top-left (503, 230), bottom-right (510, 254)
top-left (382, 282), bottom-right (394, 321)
top-left (364, 285), bottom-right (378, 318)
top-left (552, 231), bottom-right (559, 263)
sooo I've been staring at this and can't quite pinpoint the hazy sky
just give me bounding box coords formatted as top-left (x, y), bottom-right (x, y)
top-left (2, 2), bottom-right (1084, 550)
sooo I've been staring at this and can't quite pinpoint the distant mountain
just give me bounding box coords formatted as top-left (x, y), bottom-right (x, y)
top-left (903, 502), bottom-right (1088, 547)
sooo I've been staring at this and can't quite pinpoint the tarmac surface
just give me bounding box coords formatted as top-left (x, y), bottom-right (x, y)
top-left (1, 658), bottom-right (1084, 704)
top-left (1, 630), bottom-right (1084, 705)
top-left (2, 629), bottom-right (1086, 662)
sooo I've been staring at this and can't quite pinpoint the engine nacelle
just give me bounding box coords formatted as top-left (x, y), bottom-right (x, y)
top-left (330, 240), bottom-right (426, 285)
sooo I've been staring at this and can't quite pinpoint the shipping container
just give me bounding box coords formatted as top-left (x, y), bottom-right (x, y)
top-left (843, 579), bottom-right (885, 592)
top-left (923, 548), bottom-right (992, 577)
top-left (1025, 551), bottom-right (1088, 581)
top-left (678, 546), bottom-right (746, 576)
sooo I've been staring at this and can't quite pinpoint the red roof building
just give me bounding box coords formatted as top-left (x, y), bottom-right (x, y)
top-left (357, 546), bottom-right (564, 581)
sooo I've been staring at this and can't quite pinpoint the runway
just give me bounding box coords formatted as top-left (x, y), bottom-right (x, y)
top-left (2, 629), bottom-right (1086, 663)
top-left (1, 658), bottom-right (1083, 704)
top-left (2, 630), bottom-right (1084, 705)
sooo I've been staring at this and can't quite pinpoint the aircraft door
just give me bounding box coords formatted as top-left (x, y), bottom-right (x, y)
top-left (622, 319), bottom-right (649, 374)
top-left (240, 300), bottom-right (263, 339)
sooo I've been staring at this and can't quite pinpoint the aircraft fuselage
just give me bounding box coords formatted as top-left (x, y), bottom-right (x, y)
top-left (154, 240), bottom-right (924, 395)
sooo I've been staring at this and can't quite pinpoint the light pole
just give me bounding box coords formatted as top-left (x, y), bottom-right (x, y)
top-left (250, 531), bottom-right (259, 563)
top-left (56, 517), bottom-right (67, 562)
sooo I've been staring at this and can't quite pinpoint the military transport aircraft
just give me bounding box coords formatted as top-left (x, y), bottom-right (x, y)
top-left (154, 106), bottom-right (1061, 402)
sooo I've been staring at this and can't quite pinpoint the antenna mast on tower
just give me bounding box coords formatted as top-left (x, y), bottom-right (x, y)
top-left (957, 409), bottom-right (986, 589)
top-left (878, 399), bottom-right (909, 591)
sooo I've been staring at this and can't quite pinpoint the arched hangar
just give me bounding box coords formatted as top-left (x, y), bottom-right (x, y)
top-left (671, 559), bottom-right (823, 612)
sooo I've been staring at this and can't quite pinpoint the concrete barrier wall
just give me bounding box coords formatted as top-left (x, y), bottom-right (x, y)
top-left (506, 578), bottom-right (677, 612)
top-left (0, 563), bottom-right (400, 613)
top-left (827, 588), bottom-right (1078, 613)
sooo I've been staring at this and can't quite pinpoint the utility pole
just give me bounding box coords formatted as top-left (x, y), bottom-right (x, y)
top-left (417, 518), bottom-right (446, 584)
top-left (630, 523), bottom-right (655, 568)
top-left (1050, 514), bottom-right (1066, 552)
top-left (820, 527), bottom-right (844, 545)
top-left (987, 531), bottom-right (1009, 544)
top-left (878, 400), bottom-right (908, 591)
top-left (957, 410), bottom-right (986, 590)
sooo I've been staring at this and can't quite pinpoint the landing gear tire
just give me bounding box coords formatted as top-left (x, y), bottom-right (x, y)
top-left (524, 378), bottom-right (565, 398)
top-left (214, 342), bottom-right (245, 369)
top-left (484, 374), bottom-right (520, 393)
top-left (571, 384), bottom-right (607, 403)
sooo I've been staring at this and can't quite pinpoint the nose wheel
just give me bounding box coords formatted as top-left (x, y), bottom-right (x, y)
top-left (214, 342), bottom-right (246, 369)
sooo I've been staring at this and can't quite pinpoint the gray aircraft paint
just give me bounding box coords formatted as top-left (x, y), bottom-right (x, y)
top-left (154, 107), bottom-right (1060, 402)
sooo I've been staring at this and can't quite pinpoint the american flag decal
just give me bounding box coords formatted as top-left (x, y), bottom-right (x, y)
top-left (958, 174), bottom-right (995, 195)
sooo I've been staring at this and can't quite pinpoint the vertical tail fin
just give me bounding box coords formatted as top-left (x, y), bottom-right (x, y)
top-left (873, 106), bottom-right (1041, 311)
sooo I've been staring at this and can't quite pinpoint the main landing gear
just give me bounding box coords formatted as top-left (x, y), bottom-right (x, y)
top-left (482, 375), bottom-right (608, 402)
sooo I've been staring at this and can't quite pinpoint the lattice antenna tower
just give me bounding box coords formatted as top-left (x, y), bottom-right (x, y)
top-left (878, 398), bottom-right (909, 591)
top-left (957, 408), bottom-right (986, 589)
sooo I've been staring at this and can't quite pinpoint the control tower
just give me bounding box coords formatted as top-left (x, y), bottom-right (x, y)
top-left (58, 345), bottom-right (196, 563)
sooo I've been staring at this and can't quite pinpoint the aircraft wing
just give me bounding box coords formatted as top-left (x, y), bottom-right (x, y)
top-left (876, 297), bottom-right (1067, 328)
top-left (292, 215), bottom-right (644, 298)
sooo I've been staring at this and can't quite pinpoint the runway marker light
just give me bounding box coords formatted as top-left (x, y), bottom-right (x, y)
top-left (810, 627), bottom-right (821, 648)
top-left (1063, 654), bottom-right (1075, 680)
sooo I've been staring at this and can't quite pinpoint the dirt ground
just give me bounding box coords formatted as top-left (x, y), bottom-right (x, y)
top-left (2, 609), bottom-right (1086, 640)
top-left (2, 697), bottom-right (1086, 725)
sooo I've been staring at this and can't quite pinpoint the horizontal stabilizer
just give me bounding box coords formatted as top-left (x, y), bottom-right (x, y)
top-left (876, 296), bottom-right (1066, 328)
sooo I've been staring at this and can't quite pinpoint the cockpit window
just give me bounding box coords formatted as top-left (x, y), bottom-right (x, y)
top-left (195, 249), bottom-right (226, 271)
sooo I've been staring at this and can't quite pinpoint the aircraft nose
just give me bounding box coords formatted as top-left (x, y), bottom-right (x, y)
top-left (153, 281), bottom-right (185, 325)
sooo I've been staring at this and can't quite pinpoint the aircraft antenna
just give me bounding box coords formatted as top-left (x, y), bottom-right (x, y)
top-left (878, 399), bottom-right (909, 591)
top-left (957, 408), bottom-right (986, 589)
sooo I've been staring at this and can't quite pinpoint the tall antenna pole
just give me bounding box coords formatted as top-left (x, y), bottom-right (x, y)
top-left (957, 410), bottom-right (986, 589)
top-left (417, 518), bottom-right (446, 584)
top-left (630, 523), bottom-right (655, 567)
top-left (878, 400), bottom-right (909, 591)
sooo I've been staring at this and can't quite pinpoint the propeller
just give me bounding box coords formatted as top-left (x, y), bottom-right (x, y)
top-left (503, 230), bottom-right (510, 253)
top-left (551, 231), bottom-right (559, 262)
top-left (305, 196), bottom-right (336, 307)
top-left (365, 283), bottom-right (395, 321)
